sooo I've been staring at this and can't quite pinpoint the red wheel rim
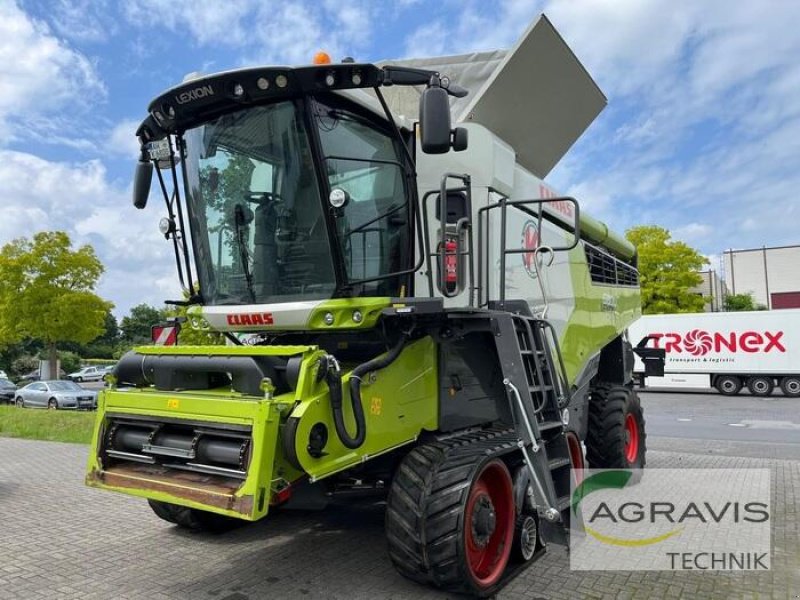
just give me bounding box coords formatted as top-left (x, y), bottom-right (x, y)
top-left (624, 413), bottom-right (639, 463)
top-left (565, 432), bottom-right (585, 485)
top-left (464, 460), bottom-right (514, 589)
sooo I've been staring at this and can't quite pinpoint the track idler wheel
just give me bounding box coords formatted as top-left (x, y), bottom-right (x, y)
top-left (147, 500), bottom-right (245, 533)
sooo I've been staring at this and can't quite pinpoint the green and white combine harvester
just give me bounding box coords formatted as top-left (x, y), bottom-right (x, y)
top-left (87, 15), bottom-right (664, 596)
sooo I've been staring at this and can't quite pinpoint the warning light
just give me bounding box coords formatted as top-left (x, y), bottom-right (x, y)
top-left (313, 51), bottom-right (332, 65)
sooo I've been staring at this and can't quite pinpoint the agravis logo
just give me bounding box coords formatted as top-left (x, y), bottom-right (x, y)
top-left (572, 470), bottom-right (683, 547)
top-left (569, 468), bottom-right (772, 571)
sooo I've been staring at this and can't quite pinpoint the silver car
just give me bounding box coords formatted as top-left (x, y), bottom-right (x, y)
top-left (15, 380), bottom-right (97, 410)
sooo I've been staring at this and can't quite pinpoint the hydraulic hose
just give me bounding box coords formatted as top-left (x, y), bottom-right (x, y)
top-left (321, 336), bottom-right (407, 450)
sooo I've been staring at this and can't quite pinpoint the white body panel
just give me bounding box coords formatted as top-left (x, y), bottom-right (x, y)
top-left (630, 310), bottom-right (800, 376)
top-left (415, 123), bottom-right (578, 340)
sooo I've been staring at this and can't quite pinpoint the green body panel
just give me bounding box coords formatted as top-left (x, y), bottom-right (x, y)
top-left (291, 337), bottom-right (438, 481)
top-left (86, 339), bottom-right (438, 519)
top-left (558, 243), bottom-right (641, 385)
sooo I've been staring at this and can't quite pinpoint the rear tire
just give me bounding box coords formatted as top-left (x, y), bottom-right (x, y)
top-left (779, 376), bottom-right (800, 397)
top-left (715, 375), bottom-right (742, 396)
top-left (747, 376), bottom-right (774, 397)
top-left (385, 445), bottom-right (515, 597)
top-left (586, 384), bottom-right (646, 469)
top-left (147, 500), bottom-right (245, 532)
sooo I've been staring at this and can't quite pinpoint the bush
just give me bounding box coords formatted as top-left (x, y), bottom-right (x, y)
top-left (11, 355), bottom-right (38, 379)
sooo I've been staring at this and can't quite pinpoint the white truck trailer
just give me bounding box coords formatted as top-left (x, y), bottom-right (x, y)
top-left (629, 310), bottom-right (800, 397)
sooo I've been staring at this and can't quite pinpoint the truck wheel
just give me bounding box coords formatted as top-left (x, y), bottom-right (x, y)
top-left (586, 384), bottom-right (646, 469)
top-left (386, 445), bottom-right (515, 597)
top-left (780, 376), bottom-right (800, 397)
top-left (147, 500), bottom-right (244, 532)
top-left (747, 376), bottom-right (774, 397)
top-left (715, 375), bottom-right (742, 396)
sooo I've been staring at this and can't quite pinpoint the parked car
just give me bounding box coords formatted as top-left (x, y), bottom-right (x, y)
top-left (15, 380), bottom-right (97, 410)
top-left (0, 378), bottom-right (17, 404)
top-left (66, 366), bottom-right (105, 382)
top-left (16, 368), bottom-right (67, 383)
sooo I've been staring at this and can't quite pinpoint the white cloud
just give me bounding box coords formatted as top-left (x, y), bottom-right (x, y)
top-left (0, 150), bottom-right (179, 315)
top-left (49, 0), bottom-right (116, 43)
top-left (106, 119), bottom-right (142, 159)
top-left (123, 1), bottom-right (253, 47)
top-left (0, 1), bottom-right (105, 140)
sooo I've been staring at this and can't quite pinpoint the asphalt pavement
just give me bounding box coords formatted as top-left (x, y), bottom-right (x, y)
top-left (640, 390), bottom-right (800, 459)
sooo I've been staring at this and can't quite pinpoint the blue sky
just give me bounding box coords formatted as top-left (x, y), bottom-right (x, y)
top-left (2, 0), bottom-right (798, 316)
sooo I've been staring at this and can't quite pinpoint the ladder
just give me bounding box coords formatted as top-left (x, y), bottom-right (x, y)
top-left (493, 312), bottom-right (574, 542)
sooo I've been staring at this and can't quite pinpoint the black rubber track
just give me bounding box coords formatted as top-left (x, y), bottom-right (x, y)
top-left (385, 428), bottom-right (519, 598)
top-left (147, 500), bottom-right (245, 532)
top-left (585, 384), bottom-right (646, 469)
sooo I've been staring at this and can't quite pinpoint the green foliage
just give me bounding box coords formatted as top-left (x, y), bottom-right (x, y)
top-left (626, 225), bottom-right (708, 314)
top-left (0, 232), bottom-right (113, 377)
top-left (120, 303), bottom-right (169, 346)
top-left (11, 355), bottom-right (38, 378)
top-left (724, 293), bottom-right (756, 312)
top-left (56, 350), bottom-right (82, 374)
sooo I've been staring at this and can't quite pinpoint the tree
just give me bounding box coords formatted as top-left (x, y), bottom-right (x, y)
top-left (0, 232), bottom-right (113, 378)
top-left (724, 293), bottom-right (767, 312)
top-left (626, 225), bottom-right (708, 314)
top-left (120, 303), bottom-right (169, 346)
top-left (724, 293), bottom-right (756, 312)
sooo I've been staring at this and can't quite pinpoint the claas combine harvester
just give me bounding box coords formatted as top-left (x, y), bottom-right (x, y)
top-left (86, 15), bottom-right (663, 596)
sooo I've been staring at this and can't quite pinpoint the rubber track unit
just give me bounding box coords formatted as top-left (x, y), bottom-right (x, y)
top-left (147, 500), bottom-right (243, 533)
top-left (585, 384), bottom-right (646, 469)
top-left (385, 427), bottom-right (530, 597)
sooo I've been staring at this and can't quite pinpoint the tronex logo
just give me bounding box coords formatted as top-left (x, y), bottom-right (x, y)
top-left (175, 84), bottom-right (214, 105)
top-left (226, 313), bottom-right (274, 327)
top-left (648, 329), bottom-right (786, 356)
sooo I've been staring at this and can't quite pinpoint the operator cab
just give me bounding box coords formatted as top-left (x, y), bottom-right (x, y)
top-left (133, 63), bottom-right (468, 307)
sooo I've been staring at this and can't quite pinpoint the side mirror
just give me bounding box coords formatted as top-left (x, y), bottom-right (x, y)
top-left (133, 160), bottom-right (153, 209)
top-left (419, 85), bottom-right (452, 154)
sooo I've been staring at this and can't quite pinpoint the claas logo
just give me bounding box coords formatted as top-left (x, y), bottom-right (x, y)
top-left (648, 330), bottom-right (786, 356)
top-left (226, 312), bottom-right (275, 326)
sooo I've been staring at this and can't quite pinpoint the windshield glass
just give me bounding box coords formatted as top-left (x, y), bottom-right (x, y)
top-left (313, 97), bottom-right (411, 296)
top-left (183, 102), bottom-right (336, 304)
top-left (49, 381), bottom-right (82, 391)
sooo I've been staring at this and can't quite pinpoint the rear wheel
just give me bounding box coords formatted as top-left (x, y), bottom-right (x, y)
top-left (586, 384), bottom-right (646, 469)
top-left (779, 376), bottom-right (800, 397)
top-left (386, 443), bottom-right (515, 597)
top-left (48, 398), bottom-right (58, 410)
top-left (715, 375), bottom-right (742, 396)
top-left (147, 500), bottom-right (245, 532)
top-left (747, 376), bottom-right (774, 397)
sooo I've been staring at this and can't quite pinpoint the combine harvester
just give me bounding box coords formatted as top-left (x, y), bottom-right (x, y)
top-left (87, 15), bottom-right (662, 596)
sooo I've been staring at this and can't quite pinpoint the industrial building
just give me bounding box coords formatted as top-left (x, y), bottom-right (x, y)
top-left (691, 269), bottom-right (727, 312)
top-left (723, 244), bottom-right (800, 309)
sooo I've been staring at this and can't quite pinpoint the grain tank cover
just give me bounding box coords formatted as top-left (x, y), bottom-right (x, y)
top-left (381, 14), bottom-right (606, 179)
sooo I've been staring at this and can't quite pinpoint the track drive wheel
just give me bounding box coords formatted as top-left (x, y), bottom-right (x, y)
top-left (386, 444), bottom-right (515, 597)
top-left (586, 384), bottom-right (646, 469)
top-left (147, 500), bottom-right (245, 533)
